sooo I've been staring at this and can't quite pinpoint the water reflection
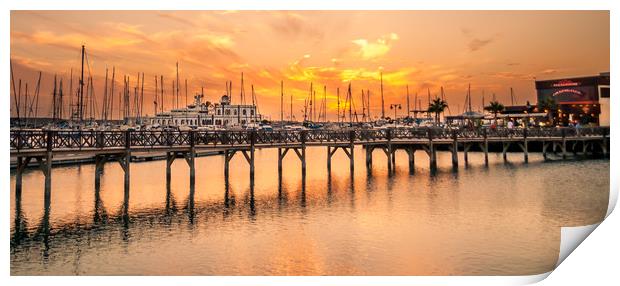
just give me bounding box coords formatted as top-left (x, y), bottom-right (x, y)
top-left (10, 148), bottom-right (609, 275)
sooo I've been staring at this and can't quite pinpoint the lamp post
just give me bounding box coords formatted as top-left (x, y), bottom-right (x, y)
top-left (390, 103), bottom-right (402, 127)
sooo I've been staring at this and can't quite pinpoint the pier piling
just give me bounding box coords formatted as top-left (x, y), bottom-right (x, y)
top-left (451, 131), bottom-right (459, 169)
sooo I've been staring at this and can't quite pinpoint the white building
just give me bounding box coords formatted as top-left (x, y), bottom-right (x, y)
top-left (148, 94), bottom-right (261, 127)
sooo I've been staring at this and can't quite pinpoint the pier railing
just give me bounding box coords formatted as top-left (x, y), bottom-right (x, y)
top-left (9, 126), bottom-right (609, 152)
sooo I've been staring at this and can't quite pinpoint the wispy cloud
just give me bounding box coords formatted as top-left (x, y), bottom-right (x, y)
top-left (462, 28), bottom-right (498, 52)
top-left (157, 12), bottom-right (196, 27)
top-left (270, 12), bottom-right (323, 40)
top-left (352, 33), bottom-right (399, 60)
top-left (468, 38), bottom-right (495, 52)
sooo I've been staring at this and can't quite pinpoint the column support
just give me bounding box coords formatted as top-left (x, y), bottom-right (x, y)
top-left (327, 146), bottom-right (332, 172)
top-left (428, 128), bottom-right (437, 172)
top-left (502, 142), bottom-right (510, 162)
top-left (451, 130), bottom-right (458, 169)
top-left (483, 128), bottom-right (489, 166)
top-left (463, 143), bottom-right (471, 166)
top-left (407, 145), bottom-right (415, 174)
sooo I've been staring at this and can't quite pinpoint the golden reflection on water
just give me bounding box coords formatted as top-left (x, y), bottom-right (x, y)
top-left (10, 147), bottom-right (609, 275)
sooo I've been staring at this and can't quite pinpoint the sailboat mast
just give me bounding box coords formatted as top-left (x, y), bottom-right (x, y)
top-left (160, 75), bottom-right (164, 113)
top-left (176, 62), bottom-right (180, 109)
top-left (59, 78), bottom-right (64, 120)
top-left (140, 72), bottom-right (144, 120)
top-left (103, 67), bottom-right (108, 121)
top-left (34, 73), bottom-right (41, 126)
top-left (10, 60), bottom-right (20, 120)
top-left (468, 84), bottom-right (472, 112)
top-left (280, 80), bottom-right (284, 125)
top-left (406, 85), bottom-right (410, 118)
top-left (52, 74), bottom-right (57, 121)
top-left (79, 45), bottom-right (85, 121)
top-left (290, 92), bottom-right (293, 122)
top-left (380, 71), bottom-right (385, 118)
top-left (323, 85), bottom-right (327, 122)
top-left (348, 83), bottom-right (352, 125)
top-left (367, 89), bottom-right (371, 121)
top-left (154, 76), bottom-right (158, 116)
top-left (336, 87), bottom-right (340, 124)
top-left (110, 67), bottom-right (115, 120)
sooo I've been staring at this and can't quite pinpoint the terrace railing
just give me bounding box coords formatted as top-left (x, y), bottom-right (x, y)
top-left (10, 126), bottom-right (610, 152)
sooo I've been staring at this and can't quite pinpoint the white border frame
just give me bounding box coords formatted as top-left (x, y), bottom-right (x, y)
top-left (1, 1), bottom-right (617, 285)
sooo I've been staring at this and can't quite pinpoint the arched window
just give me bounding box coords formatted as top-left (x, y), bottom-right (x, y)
top-left (234, 110), bottom-right (238, 115)
top-left (225, 110), bottom-right (230, 115)
top-left (242, 109), bottom-right (247, 115)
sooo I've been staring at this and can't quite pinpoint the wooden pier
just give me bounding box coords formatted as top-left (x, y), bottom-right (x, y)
top-left (10, 126), bottom-right (609, 194)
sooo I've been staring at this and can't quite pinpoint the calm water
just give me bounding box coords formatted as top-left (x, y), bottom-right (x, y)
top-left (10, 147), bottom-right (609, 275)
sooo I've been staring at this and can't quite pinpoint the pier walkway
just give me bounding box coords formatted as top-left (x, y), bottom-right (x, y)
top-left (10, 126), bottom-right (610, 193)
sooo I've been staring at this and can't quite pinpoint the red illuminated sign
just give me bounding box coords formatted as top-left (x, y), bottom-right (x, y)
top-left (552, 89), bottom-right (584, 97)
top-left (552, 80), bottom-right (580, 87)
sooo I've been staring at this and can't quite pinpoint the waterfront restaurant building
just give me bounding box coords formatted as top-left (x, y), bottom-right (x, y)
top-left (535, 72), bottom-right (610, 126)
top-left (149, 94), bottom-right (261, 127)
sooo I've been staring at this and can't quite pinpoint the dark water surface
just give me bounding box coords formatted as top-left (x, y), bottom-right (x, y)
top-left (10, 148), bottom-right (609, 275)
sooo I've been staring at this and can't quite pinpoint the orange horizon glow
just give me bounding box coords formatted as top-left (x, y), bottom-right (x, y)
top-left (10, 10), bottom-right (609, 120)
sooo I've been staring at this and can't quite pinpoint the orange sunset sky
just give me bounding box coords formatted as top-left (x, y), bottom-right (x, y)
top-left (10, 10), bottom-right (609, 120)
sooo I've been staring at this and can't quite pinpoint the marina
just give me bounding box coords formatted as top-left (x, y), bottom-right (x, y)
top-left (8, 10), bottom-right (611, 277)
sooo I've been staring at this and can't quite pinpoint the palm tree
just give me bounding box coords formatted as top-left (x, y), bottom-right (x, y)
top-left (538, 97), bottom-right (557, 125)
top-left (484, 100), bottom-right (505, 124)
top-left (427, 98), bottom-right (448, 124)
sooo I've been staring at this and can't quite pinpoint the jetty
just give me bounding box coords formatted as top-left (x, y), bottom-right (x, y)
top-left (10, 126), bottom-right (609, 194)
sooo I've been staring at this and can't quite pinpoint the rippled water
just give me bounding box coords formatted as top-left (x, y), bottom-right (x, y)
top-left (10, 147), bottom-right (609, 275)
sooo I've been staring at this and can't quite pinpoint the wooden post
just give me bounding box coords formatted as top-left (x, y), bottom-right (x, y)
top-left (582, 141), bottom-right (588, 156)
top-left (561, 128), bottom-right (567, 160)
top-left (451, 130), bottom-right (458, 169)
top-left (408, 145), bottom-right (415, 174)
top-left (502, 142), bottom-right (509, 162)
top-left (301, 131), bottom-right (307, 176)
top-left (15, 157), bottom-right (31, 195)
top-left (428, 128), bottom-right (437, 171)
top-left (387, 128), bottom-right (393, 172)
top-left (15, 157), bottom-right (23, 194)
top-left (249, 131), bottom-right (256, 182)
top-left (189, 131), bottom-right (196, 185)
top-left (327, 146), bottom-right (332, 172)
top-left (44, 131), bottom-right (53, 191)
top-left (166, 152), bottom-right (173, 183)
top-left (349, 130), bottom-right (355, 172)
top-left (391, 148), bottom-right (396, 169)
top-left (464, 143), bottom-right (470, 165)
top-left (278, 148), bottom-right (283, 175)
top-left (483, 128), bottom-right (489, 166)
top-left (123, 130), bottom-right (131, 191)
top-left (365, 146), bottom-right (373, 169)
top-left (94, 155), bottom-right (106, 188)
top-left (602, 129), bottom-right (609, 157)
top-left (523, 124), bottom-right (529, 163)
top-left (523, 128), bottom-right (528, 163)
top-left (224, 149), bottom-right (230, 179)
top-left (542, 142), bottom-right (548, 160)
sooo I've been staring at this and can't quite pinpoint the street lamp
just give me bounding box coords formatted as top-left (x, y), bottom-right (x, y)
top-left (390, 103), bottom-right (402, 127)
